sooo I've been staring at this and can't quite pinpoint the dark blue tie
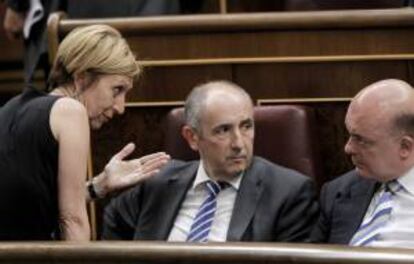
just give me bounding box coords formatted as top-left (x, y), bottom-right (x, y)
top-left (187, 181), bottom-right (222, 242)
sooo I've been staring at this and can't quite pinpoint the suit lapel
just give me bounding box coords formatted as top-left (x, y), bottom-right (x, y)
top-left (227, 161), bottom-right (263, 241)
top-left (332, 178), bottom-right (377, 244)
top-left (135, 162), bottom-right (197, 240)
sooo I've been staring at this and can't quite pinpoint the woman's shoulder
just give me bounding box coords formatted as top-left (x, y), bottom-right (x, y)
top-left (49, 97), bottom-right (89, 140)
top-left (52, 97), bottom-right (87, 115)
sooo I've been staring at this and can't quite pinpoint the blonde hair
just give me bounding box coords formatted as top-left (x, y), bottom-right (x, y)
top-left (48, 24), bottom-right (141, 89)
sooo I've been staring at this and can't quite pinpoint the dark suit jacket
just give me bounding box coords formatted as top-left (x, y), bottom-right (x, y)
top-left (311, 170), bottom-right (379, 244)
top-left (7, 0), bottom-right (62, 83)
top-left (102, 156), bottom-right (318, 242)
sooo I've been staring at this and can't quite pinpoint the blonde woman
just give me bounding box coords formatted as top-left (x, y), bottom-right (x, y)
top-left (0, 25), bottom-right (169, 240)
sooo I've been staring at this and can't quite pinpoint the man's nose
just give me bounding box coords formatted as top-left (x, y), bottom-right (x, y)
top-left (231, 129), bottom-right (243, 149)
top-left (344, 137), bottom-right (353, 155)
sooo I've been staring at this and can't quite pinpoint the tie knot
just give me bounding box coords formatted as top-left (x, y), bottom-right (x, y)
top-left (206, 181), bottom-right (221, 196)
top-left (386, 180), bottom-right (403, 194)
top-left (205, 180), bottom-right (229, 196)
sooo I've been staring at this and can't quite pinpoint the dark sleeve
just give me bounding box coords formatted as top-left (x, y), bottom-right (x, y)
top-left (179, 0), bottom-right (203, 13)
top-left (275, 178), bottom-right (319, 242)
top-left (6, 0), bottom-right (30, 12)
top-left (101, 187), bottom-right (142, 240)
top-left (310, 183), bottom-right (331, 243)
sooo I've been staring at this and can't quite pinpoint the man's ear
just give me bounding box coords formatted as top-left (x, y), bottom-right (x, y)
top-left (182, 125), bottom-right (199, 151)
top-left (400, 135), bottom-right (414, 159)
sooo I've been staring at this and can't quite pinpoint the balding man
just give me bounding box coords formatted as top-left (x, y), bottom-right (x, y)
top-left (312, 79), bottom-right (414, 247)
top-left (103, 80), bottom-right (318, 242)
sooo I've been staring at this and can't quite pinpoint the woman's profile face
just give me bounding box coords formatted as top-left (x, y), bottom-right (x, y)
top-left (81, 74), bottom-right (133, 130)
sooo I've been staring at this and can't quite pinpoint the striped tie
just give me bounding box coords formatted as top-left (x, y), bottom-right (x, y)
top-left (187, 181), bottom-right (222, 242)
top-left (349, 181), bottom-right (402, 246)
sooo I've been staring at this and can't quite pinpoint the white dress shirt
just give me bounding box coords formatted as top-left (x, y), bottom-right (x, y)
top-left (168, 162), bottom-right (242, 242)
top-left (362, 166), bottom-right (414, 248)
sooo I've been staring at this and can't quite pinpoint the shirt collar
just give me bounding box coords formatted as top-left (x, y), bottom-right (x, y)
top-left (192, 161), bottom-right (243, 191)
top-left (396, 165), bottom-right (414, 196)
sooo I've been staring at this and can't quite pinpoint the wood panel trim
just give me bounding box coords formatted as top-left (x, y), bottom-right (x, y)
top-left (139, 54), bottom-right (414, 67)
top-left (125, 101), bottom-right (184, 107)
top-left (258, 98), bottom-right (352, 105)
top-left (0, 70), bottom-right (25, 80)
top-left (57, 9), bottom-right (414, 35)
top-left (123, 100), bottom-right (351, 107)
top-left (0, 241), bottom-right (414, 263)
top-left (47, 12), bottom-right (66, 65)
top-left (219, 0), bottom-right (227, 13)
top-left (0, 70), bottom-right (44, 80)
top-left (87, 153), bottom-right (97, 241)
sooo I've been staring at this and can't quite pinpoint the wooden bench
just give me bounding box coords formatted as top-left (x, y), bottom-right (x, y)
top-left (1, 241), bottom-right (414, 263)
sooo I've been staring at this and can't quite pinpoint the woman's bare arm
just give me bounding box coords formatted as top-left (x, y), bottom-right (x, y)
top-left (50, 98), bottom-right (90, 241)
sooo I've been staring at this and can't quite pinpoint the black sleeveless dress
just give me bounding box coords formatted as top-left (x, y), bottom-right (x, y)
top-left (0, 88), bottom-right (61, 240)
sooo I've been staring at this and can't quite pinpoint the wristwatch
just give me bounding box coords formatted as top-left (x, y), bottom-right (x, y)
top-left (87, 180), bottom-right (99, 200)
